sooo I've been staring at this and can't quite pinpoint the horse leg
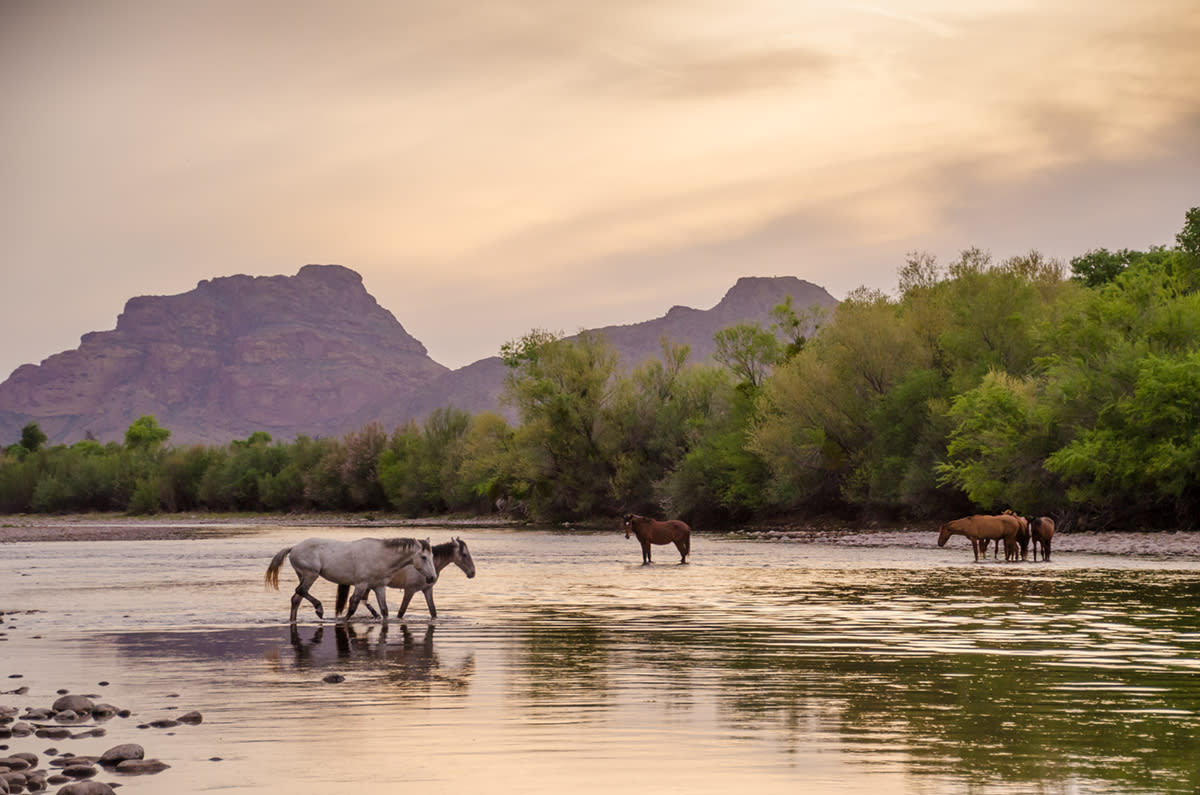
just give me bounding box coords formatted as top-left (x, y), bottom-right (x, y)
top-left (360, 593), bottom-right (380, 619)
top-left (971, 539), bottom-right (980, 561)
top-left (342, 587), bottom-right (363, 623)
top-left (640, 538), bottom-right (652, 564)
top-left (1042, 538), bottom-right (1051, 562)
top-left (423, 587), bottom-right (437, 619)
top-left (373, 584), bottom-right (390, 622)
top-left (291, 572), bottom-right (323, 622)
top-left (674, 537), bottom-right (687, 564)
top-left (397, 588), bottom-right (416, 619)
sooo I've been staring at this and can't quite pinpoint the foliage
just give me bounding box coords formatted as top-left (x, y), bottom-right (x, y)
top-left (2, 207), bottom-right (1198, 528)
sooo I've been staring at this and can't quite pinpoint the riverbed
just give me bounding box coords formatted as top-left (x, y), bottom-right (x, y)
top-left (2, 523), bottom-right (1198, 793)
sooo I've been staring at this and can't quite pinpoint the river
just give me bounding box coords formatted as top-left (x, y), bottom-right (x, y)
top-left (2, 524), bottom-right (1199, 793)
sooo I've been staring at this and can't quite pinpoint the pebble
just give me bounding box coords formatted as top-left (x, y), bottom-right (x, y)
top-left (0, 672), bottom-right (205, 794)
top-left (115, 758), bottom-right (170, 774)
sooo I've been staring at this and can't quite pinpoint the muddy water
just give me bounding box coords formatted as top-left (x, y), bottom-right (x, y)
top-left (2, 526), bottom-right (1199, 794)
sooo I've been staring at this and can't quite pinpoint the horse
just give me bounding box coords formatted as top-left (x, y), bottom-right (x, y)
top-left (936, 514), bottom-right (1023, 561)
top-left (265, 537), bottom-right (437, 623)
top-left (623, 513), bottom-right (690, 564)
top-left (338, 537), bottom-right (476, 620)
top-left (984, 510), bottom-right (1030, 560)
top-left (1028, 516), bottom-right (1055, 561)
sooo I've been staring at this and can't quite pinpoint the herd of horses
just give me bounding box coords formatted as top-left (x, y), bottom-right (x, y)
top-left (263, 510), bottom-right (1051, 623)
top-left (264, 514), bottom-right (694, 624)
top-left (937, 511), bottom-right (1055, 562)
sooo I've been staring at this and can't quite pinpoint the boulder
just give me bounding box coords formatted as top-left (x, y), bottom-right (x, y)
top-left (98, 744), bottom-right (143, 766)
top-left (114, 758), bottom-right (170, 775)
top-left (56, 782), bottom-right (118, 795)
top-left (52, 695), bottom-right (95, 714)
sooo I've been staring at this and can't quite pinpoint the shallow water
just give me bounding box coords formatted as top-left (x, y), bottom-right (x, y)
top-left (2, 526), bottom-right (1200, 793)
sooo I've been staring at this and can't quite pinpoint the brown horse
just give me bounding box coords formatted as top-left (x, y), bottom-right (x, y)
top-left (937, 514), bottom-right (1023, 561)
top-left (1028, 516), bottom-right (1055, 561)
top-left (623, 513), bottom-right (690, 564)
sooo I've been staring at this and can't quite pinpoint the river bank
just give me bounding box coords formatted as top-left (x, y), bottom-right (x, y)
top-left (1, 512), bottom-right (1197, 558)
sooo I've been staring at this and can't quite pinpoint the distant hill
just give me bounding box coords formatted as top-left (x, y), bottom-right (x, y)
top-left (0, 265), bottom-right (447, 445)
top-left (0, 268), bottom-right (837, 445)
top-left (373, 275), bottom-right (838, 427)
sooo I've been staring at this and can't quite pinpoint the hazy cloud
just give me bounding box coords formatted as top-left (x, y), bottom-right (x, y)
top-left (1, 0), bottom-right (1197, 381)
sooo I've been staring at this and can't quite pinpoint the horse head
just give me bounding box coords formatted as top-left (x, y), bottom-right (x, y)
top-left (936, 523), bottom-right (951, 547)
top-left (414, 539), bottom-right (438, 584)
top-left (454, 537), bottom-right (477, 579)
top-left (622, 513), bottom-right (636, 538)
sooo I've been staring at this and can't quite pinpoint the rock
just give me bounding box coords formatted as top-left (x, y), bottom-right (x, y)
top-left (51, 696), bottom-right (94, 715)
top-left (8, 754), bottom-right (35, 769)
top-left (177, 711), bottom-right (202, 725)
top-left (0, 757), bottom-right (29, 771)
top-left (52, 710), bottom-right (80, 724)
top-left (34, 728), bottom-right (71, 740)
top-left (56, 783), bottom-right (118, 795)
top-left (62, 763), bottom-right (98, 779)
top-left (114, 758), bottom-right (169, 774)
top-left (89, 704), bottom-right (118, 720)
top-left (147, 719), bottom-right (179, 729)
top-left (9, 723), bottom-right (32, 737)
top-left (322, 673), bottom-right (345, 684)
top-left (98, 745), bottom-right (142, 766)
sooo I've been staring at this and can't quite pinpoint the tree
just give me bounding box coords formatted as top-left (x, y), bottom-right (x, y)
top-left (20, 422), bottom-right (47, 454)
top-left (712, 322), bottom-right (779, 387)
top-left (769, 296), bottom-right (827, 361)
top-left (124, 415), bottom-right (170, 449)
top-left (1070, 248), bottom-right (1139, 288)
top-left (501, 329), bottom-right (620, 519)
top-left (935, 370), bottom-right (1049, 511)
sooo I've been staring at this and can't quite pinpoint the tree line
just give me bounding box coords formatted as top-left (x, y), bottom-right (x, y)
top-left (3, 208), bottom-right (1198, 529)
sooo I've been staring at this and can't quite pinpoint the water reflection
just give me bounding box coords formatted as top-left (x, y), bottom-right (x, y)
top-left (282, 622), bottom-right (474, 691)
top-left (5, 529), bottom-right (1199, 794)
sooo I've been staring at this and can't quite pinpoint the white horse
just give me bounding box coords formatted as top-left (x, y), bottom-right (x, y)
top-left (265, 537), bottom-right (437, 622)
top-left (342, 537), bottom-right (476, 620)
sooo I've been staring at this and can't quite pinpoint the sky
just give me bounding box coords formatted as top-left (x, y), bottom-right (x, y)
top-left (2, 0), bottom-right (1198, 380)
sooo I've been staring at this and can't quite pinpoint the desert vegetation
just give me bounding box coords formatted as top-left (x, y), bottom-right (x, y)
top-left (3, 208), bottom-right (1198, 530)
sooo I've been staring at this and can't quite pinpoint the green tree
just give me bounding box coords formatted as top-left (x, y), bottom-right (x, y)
top-left (712, 322), bottom-right (779, 387)
top-left (124, 415), bottom-right (171, 449)
top-left (501, 329), bottom-right (620, 520)
top-left (20, 422), bottom-right (47, 454)
top-left (935, 370), bottom-right (1050, 511)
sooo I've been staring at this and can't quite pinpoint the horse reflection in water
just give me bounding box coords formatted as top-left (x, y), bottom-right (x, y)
top-left (338, 538), bottom-right (476, 620)
top-left (278, 623), bottom-right (474, 691)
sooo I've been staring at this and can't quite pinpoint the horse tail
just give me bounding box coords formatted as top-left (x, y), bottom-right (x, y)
top-left (265, 546), bottom-right (292, 590)
top-left (684, 529), bottom-right (691, 557)
top-left (335, 584), bottom-right (350, 616)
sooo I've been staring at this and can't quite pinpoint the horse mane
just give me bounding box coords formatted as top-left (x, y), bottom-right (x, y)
top-left (382, 537), bottom-right (429, 552)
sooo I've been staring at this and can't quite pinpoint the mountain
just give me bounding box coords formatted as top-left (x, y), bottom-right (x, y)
top-left (0, 265), bottom-right (447, 445)
top-left (375, 275), bottom-right (839, 427)
top-left (0, 269), bottom-right (837, 445)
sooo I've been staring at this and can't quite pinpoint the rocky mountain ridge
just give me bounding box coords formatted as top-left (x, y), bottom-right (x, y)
top-left (0, 267), bottom-right (837, 445)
